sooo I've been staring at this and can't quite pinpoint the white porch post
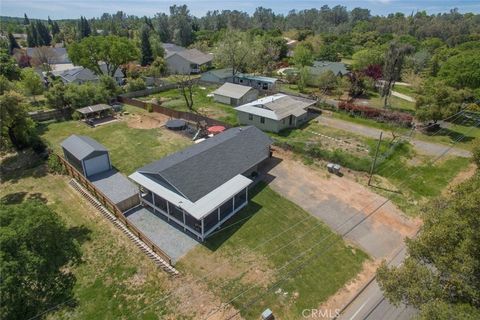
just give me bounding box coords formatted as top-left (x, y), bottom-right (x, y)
top-left (218, 207), bottom-right (220, 221)
top-left (152, 192), bottom-right (156, 213)
top-left (201, 219), bottom-right (205, 241)
top-left (166, 201), bottom-right (170, 221)
top-left (183, 211), bottom-right (186, 231)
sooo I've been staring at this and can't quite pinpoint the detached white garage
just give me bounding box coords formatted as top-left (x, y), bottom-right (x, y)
top-left (61, 135), bottom-right (111, 177)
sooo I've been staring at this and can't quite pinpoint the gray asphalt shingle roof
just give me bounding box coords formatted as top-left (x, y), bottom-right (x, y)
top-left (90, 169), bottom-right (138, 204)
top-left (212, 83), bottom-right (255, 99)
top-left (136, 126), bottom-right (272, 202)
top-left (173, 49), bottom-right (213, 65)
top-left (61, 135), bottom-right (108, 160)
top-left (76, 104), bottom-right (112, 115)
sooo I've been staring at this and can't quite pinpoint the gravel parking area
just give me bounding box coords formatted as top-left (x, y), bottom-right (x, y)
top-left (125, 206), bottom-right (199, 263)
top-left (266, 152), bottom-right (420, 259)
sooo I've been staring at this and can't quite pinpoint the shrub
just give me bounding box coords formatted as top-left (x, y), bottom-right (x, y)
top-left (47, 153), bottom-right (65, 174)
top-left (146, 103), bottom-right (153, 113)
top-left (338, 101), bottom-right (413, 127)
top-left (125, 77), bottom-right (146, 92)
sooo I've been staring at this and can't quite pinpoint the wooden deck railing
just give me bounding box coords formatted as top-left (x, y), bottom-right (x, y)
top-left (57, 154), bottom-right (173, 265)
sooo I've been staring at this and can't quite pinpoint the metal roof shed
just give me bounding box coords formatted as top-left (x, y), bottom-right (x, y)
top-left (61, 135), bottom-right (112, 177)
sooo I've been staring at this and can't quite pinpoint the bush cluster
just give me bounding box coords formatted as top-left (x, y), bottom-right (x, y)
top-left (338, 101), bottom-right (413, 127)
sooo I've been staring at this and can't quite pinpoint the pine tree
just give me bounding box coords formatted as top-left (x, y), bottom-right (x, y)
top-left (140, 26), bottom-right (153, 66)
top-left (78, 17), bottom-right (92, 39)
top-left (35, 21), bottom-right (52, 46)
top-left (52, 21), bottom-right (60, 36)
top-left (8, 33), bottom-right (20, 54)
top-left (48, 16), bottom-right (53, 26)
top-left (26, 23), bottom-right (37, 47)
top-left (23, 13), bottom-right (30, 25)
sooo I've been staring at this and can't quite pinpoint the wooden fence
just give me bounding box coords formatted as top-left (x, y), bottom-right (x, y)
top-left (57, 154), bottom-right (173, 265)
top-left (29, 108), bottom-right (71, 122)
top-left (118, 96), bottom-right (231, 128)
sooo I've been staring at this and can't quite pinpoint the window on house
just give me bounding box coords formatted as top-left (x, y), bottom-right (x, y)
top-left (260, 117), bottom-right (265, 124)
top-left (248, 114), bottom-right (253, 121)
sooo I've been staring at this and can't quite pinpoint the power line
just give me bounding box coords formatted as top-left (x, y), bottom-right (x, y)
top-left (212, 123), bottom-right (479, 320)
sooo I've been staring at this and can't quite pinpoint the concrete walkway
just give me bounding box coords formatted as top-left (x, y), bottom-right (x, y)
top-left (391, 90), bottom-right (416, 102)
top-left (316, 116), bottom-right (471, 158)
top-left (125, 206), bottom-right (199, 263)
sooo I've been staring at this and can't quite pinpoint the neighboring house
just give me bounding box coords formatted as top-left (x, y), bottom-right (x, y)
top-left (212, 83), bottom-right (258, 106)
top-left (233, 74), bottom-right (277, 91)
top-left (129, 126), bottom-right (273, 241)
top-left (235, 94), bottom-right (317, 132)
top-left (26, 47), bottom-right (71, 65)
top-left (166, 48), bottom-right (213, 74)
top-left (61, 134), bottom-right (139, 212)
top-left (310, 61), bottom-right (349, 77)
top-left (61, 135), bottom-right (112, 177)
top-left (49, 63), bottom-right (124, 85)
top-left (200, 68), bottom-right (234, 84)
top-left (162, 42), bottom-right (186, 56)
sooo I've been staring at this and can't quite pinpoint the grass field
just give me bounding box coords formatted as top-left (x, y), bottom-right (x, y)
top-left (0, 160), bottom-right (179, 319)
top-left (362, 90), bottom-right (416, 112)
top-left (392, 84), bottom-right (417, 96)
top-left (331, 111), bottom-right (480, 151)
top-left (138, 85), bottom-right (239, 126)
top-left (39, 106), bottom-right (191, 174)
top-left (179, 183), bottom-right (368, 319)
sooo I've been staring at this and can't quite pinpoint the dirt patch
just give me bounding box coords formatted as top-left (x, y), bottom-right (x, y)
top-left (167, 274), bottom-right (242, 320)
top-left (444, 163), bottom-right (477, 195)
top-left (124, 112), bottom-right (170, 129)
top-left (312, 259), bottom-right (380, 319)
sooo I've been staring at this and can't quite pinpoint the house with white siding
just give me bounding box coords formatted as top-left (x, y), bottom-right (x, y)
top-left (128, 126), bottom-right (272, 241)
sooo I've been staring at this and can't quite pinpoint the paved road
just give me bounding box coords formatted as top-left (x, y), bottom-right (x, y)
top-left (267, 157), bottom-right (419, 259)
top-left (338, 247), bottom-right (417, 320)
top-left (316, 116), bottom-right (471, 158)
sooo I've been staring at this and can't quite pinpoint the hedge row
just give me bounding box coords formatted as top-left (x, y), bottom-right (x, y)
top-left (338, 101), bottom-right (413, 127)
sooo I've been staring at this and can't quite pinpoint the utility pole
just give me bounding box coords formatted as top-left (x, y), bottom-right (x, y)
top-left (368, 131), bottom-right (383, 186)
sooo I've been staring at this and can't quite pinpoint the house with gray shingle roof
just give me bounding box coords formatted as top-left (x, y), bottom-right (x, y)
top-left (200, 68), bottom-right (234, 83)
top-left (50, 63), bottom-right (124, 85)
top-left (166, 48), bottom-right (213, 75)
top-left (212, 83), bottom-right (258, 106)
top-left (129, 126), bottom-right (272, 241)
top-left (234, 94), bottom-right (317, 132)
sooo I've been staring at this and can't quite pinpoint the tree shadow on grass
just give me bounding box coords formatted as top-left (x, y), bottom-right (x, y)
top-left (1, 150), bottom-right (48, 183)
top-left (432, 127), bottom-right (476, 144)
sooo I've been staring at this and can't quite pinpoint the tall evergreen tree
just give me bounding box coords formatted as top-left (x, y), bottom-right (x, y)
top-left (78, 17), bottom-right (92, 39)
top-left (7, 33), bottom-right (20, 55)
top-left (23, 13), bottom-right (29, 25)
top-left (140, 26), bottom-right (153, 66)
top-left (51, 21), bottom-right (60, 37)
top-left (26, 23), bottom-right (37, 47)
top-left (35, 21), bottom-right (52, 46)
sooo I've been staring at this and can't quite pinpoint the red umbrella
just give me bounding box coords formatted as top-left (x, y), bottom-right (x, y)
top-left (208, 126), bottom-right (226, 134)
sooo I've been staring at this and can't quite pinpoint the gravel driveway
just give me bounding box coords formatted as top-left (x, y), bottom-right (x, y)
top-left (266, 155), bottom-right (420, 259)
top-left (317, 116), bottom-right (471, 158)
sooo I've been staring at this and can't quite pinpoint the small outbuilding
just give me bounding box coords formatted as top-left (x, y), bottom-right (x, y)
top-left (212, 83), bottom-right (258, 106)
top-left (233, 74), bottom-right (277, 91)
top-left (61, 135), bottom-right (111, 177)
top-left (200, 68), bottom-right (234, 84)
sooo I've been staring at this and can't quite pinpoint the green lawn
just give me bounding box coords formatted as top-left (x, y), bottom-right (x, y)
top-left (138, 85), bottom-right (239, 126)
top-left (178, 183), bottom-right (368, 319)
top-left (40, 106), bottom-right (192, 174)
top-left (392, 84), bottom-right (417, 96)
top-left (331, 111), bottom-right (480, 151)
top-left (362, 90), bottom-right (416, 112)
top-left (0, 162), bottom-right (178, 319)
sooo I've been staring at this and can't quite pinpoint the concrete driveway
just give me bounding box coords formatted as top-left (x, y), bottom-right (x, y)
top-left (266, 155), bottom-right (420, 259)
top-left (317, 115), bottom-right (471, 158)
